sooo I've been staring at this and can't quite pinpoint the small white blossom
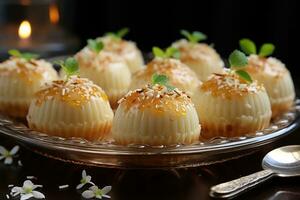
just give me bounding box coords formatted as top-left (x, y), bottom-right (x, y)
top-left (76, 170), bottom-right (95, 189)
top-left (0, 145), bottom-right (19, 165)
top-left (10, 180), bottom-right (45, 200)
top-left (82, 185), bottom-right (112, 199)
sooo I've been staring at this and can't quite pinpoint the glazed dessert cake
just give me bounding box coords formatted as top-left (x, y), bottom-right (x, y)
top-left (97, 33), bottom-right (144, 73)
top-left (75, 44), bottom-right (131, 108)
top-left (130, 57), bottom-right (200, 97)
top-left (172, 39), bottom-right (224, 81)
top-left (193, 72), bottom-right (272, 138)
top-left (27, 76), bottom-right (114, 141)
top-left (246, 55), bottom-right (295, 118)
top-left (112, 80), bottom-right (201, 145)
top-left (0, 54), bottom-right (58, 117)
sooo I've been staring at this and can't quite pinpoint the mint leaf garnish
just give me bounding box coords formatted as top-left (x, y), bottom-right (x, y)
top-left (8, 49), bottom-right (39, 61)
top-left (152, 46), bottom-right (180, 59)
top-left (235, 70), bottom-right (252, 83)
top-left (151, 73), bottom-right (175, 91)
top-left (152, 47), bottom-right (166, 58)
top-left (105, 27), bottom-right (129, 40)
top-left (87, 39), bottom-right (104, 53)
top-left (228, 50), bottom-right (252, 83)
top-left (116, 28), bottom-right (129, 38)
top-left (229, 50), bottom-right (248, 68)
top-left (56, 57), bottom-right (79, 79)
top-left (259, 43), bottom-right (275, 57)
top-left (180, 30), bottom-right (207, 43)
top-left (165, 47), bottom-right (180, 59)
top-left (239, 38), bottom-right (257, 55)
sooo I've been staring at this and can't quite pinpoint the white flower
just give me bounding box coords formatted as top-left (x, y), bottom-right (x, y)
top-left (10, 180), bottom-right (45, 200)
top-left (82, 185), bottom-right (112, 199)
top-left (0, 145), bottom-right (19, 165)
top-left (76, 170), bottom-right (95, 189)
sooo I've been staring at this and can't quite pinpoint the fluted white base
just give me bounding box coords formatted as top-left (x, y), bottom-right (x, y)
top-left (112, 104), bottom-right (201, 145)
top-left (79, 62), bottom-right (131, 108)
top-left (124, 51), bottom-right (144, 74)
top-left (193, 90), bottom-right (272, 138)
top-left (0, 74), bottom-right (56, 118)
top-left (27, 97), bottom-right (114, 141)
top-left (183, 59), bottom-right (224, 81)
top-left (251, 71), bottom-right (295, 118)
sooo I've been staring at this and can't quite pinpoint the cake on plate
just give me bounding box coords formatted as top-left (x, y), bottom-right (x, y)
top-left (27, 58), bottom-right (114, 141)
top-left (193, 50), bottom-right (272, 138)
top-left (130, 46), bottom-right (200, 97)
top-left (172, 30), bottom-right (224, 81)
top-left (97, 28), bottom-right (144, 73)
top-left (74, 39), bottom-right (131, 108)
top-left (0, 50), bottom-right (58, 118)
top-left (112, 74), bottom-right (201, 145)
top-left (239, 38), bottom-right (295, 118)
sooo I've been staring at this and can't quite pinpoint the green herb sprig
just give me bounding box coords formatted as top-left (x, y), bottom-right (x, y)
top-left (56, 57), bottom-right (79, 79)
top-left (105, 28), bottom-right (129, 40)
top-left (239, 38), bottom-right (275, 57)
top-left (151, 73), bottom-right (175, 91)
top-left (152, 46), bottom-right (180, 59)
top-left (87, 39), bottom-right (104, 53)
top-left (228, 50), bottom-right (252, 83)
top-left (8, 49), bottom-right (39, 61)
top-left (180, 30), bottom-right (207, 44)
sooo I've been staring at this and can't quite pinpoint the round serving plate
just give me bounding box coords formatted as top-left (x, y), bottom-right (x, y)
top-left (0, 99), bottom-right (300, 169)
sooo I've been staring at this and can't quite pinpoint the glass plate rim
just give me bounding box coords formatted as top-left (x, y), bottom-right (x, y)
top-left (1, 99), bottom-right (299, 156)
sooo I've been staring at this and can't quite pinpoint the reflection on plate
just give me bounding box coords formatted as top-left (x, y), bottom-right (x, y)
top-left (0, 99), bottom-right (300, 169)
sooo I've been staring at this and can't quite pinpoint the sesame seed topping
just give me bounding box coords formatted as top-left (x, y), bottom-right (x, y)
top-left (201, 72), bottom-right (264, 99)
top-left (119, 84), bottom-right (192, 115)
top-left (35, 76), bottom-right (108, 106)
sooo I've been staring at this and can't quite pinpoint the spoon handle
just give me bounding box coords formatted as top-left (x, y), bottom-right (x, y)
top-left (210, 169), bottom-right (274, 198)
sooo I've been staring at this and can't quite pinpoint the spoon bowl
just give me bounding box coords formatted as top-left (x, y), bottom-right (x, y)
top-left (210, 145), bottom-right (300, 198)
top-left (263, 145), bottom-right (300, 177)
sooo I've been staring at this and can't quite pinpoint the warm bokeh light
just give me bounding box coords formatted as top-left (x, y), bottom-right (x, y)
top-left (49, 4), bottom-right (60, 24)
top-left (18, 20), bottom-right (32, 39)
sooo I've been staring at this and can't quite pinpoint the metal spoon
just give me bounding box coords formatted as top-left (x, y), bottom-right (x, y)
top-left (210, 145), bottom-right (300, 198)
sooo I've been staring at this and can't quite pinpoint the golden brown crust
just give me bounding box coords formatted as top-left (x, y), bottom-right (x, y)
top-left (34, 77), bottom-right (108, 107)
top-left (174, 40), bottom-right (220, 63)
top-left (28, 121), bottom-right (112, 141)
top-left (137, 58), bottom-right (198, 85)
top-left (247, 55), bottom-right (288, 78)
top-left (0, 57), bottom-right (56, 83)
top-left (98, 35), bottom-right (138, 55)
top-left (119, 84), bottom-right (192, 116)
top-left (271, 100), bottom-right (294, 119)
top-left (114, 133), bottom-right (200, 146)
top-left (200, 119), bottom-right (270, 139)
top-left (0, 102), bottom-right (28, 118)
top-left (200, 73), bottom-right (264, 99)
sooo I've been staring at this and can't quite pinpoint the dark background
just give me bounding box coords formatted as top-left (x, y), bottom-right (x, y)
top-left (62, 0), bottom-right (298, 80)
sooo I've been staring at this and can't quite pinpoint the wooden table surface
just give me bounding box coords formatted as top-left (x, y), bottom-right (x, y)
top-left (1, 126), bottom-right (300, 200)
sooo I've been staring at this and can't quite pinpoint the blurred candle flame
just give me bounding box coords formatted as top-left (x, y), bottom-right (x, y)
top-left (18, 20), bottom-right (32, 39)
top-left (49, 4), bottom-right (60, 24)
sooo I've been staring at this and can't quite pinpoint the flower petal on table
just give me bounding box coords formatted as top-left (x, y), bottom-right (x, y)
top-left (21, 193), bottom-right (34, 200)
top-left (4, 157), bottom-right (13, 165)
top-left (101, 186), bottom-right (112, 194)
top-left (0, 146), bottom-right (6, 154)
top-left (82, 170), bottom-right (87, 177)
top-left (10, 146), bottom-right (20, 155)
top-left (82, 190), bottom-right (95, 199)
top-left (32, 191), bottom-right (45, 199)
